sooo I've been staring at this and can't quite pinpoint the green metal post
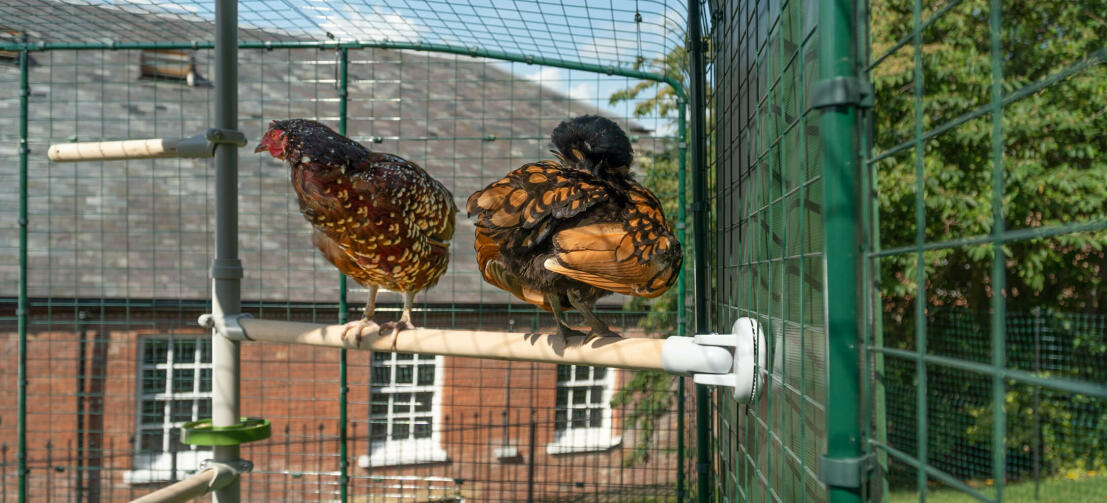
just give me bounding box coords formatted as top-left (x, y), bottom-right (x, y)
top-left (688, 2), bottom-right (712, 502)
top-left (987, 0), bottom-right (1007, 499)
top-left (337, 46), bottom-right (350, 503)
top-left (676, 101), bottom-right (687, 502)
top-left (211, 0), bottom-right (243, 501)
top-left (17, 46), bottom-right (29, 503)
top-left (819, 1), bottom-right (865, 503)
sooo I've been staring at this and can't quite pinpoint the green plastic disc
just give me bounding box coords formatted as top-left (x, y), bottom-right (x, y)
top-left (180, 417), bottom-right (271, 446)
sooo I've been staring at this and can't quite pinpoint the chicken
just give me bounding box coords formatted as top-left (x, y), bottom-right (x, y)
top-left (467, 115), bottom-right (682, 341)
top-left (255, 119), bottom-right (456, 348)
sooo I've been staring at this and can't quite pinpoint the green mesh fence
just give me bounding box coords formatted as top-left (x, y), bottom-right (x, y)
top-left (705, 0), bottom-right (828, 501)
top-left (865, 0), bottom-right (1107, 502)
top-left (0, 1), bottom-right (697, 502)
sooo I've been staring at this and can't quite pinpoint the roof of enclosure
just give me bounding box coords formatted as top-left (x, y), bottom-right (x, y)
top-left (2, 0), bottom-right (688, 79)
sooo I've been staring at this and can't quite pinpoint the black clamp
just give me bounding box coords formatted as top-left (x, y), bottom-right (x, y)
top-left (818, 453), bottom-right (876, 489)
top-left (205, 128), bottom-right (248, 147)
top-left (811, 77), bottom-right (874, 109)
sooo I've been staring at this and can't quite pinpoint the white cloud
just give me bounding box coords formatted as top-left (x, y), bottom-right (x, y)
top-left (522, 67), bottom-right (564, 86)
top-left (568, 82), bottom-right (596, 101)
top-left (317, 6), bottom-right (423, 43)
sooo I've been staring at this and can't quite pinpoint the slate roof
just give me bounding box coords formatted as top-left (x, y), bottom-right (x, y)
top-left (0, 3), bottom-right (666, 309)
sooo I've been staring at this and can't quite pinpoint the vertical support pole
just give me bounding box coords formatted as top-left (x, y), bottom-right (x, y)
top-left (336, 46), bottom-right (350, 503)
top-left (676, 101), bottom-right (687, 502)
top-left (819, 1), bottom-right (864, 503)
top-left (17, 45), bottom-right (30, 503)
top-left (687, 2), bottom-right (712, 502)
top-left (211, 0), bottom-right (242, 502)
top-left (987, 0), bottom-right (1007, 499)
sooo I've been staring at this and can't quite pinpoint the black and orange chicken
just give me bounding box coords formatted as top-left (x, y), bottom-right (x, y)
top-left (256, 119), bottom-right (456, 348)
top-left (467, 115), bottom-right (682, 341)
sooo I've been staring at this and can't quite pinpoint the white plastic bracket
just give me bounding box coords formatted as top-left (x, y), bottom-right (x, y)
top-left (198, 312), bottom-right (253, 341)
top-left (665, 317), bottom-right (767, 404)
top-left (199, 459), bottom-right (252, 491)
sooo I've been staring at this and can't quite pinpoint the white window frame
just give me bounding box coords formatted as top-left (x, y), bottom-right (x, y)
top-left (125, 334), bottom-right (213, 484)
top-left (546, 365), bottom-right (621, 455)
top-left (357, 353), bottom-right (448, 468)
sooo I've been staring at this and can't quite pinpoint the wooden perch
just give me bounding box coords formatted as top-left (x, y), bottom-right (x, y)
top-left (238, 319), bottom-right (676, 372)
top-left (48, 138), bottom-right (185, 162)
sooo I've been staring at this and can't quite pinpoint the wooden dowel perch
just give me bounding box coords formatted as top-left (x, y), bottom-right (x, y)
top-left (49, 138), bottom-right (184, 162)
top-left (130, 469), bottom-right (217, 503)
top-left (237, 319), bottom-right (719, 373)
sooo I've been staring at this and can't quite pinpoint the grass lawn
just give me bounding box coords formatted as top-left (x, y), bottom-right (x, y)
top-left (889, 474), bottom-right (1106, 502)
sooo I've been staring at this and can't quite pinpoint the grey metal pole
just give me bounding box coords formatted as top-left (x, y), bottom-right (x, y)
top-left (211, 0), bottom-right (242, 502)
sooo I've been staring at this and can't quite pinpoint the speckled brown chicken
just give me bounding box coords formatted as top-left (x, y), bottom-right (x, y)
top-left (256, 119), bottom-right (456, 347)
top-left (468, 115), bottom-right (682, 341)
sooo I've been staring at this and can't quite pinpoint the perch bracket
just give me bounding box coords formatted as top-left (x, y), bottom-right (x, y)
top-left (662, 317), bottom-right (767, 403)
top-left (181, 417), bottom-right (271, 446)
top-left (175, 128), bottom-right (248, 158)
top-left (197, 459), bottom-right (252, 491)
top-left (198, 312), bottom-right (253, 341)
top-left (818, 453), bottom-right (876, 489)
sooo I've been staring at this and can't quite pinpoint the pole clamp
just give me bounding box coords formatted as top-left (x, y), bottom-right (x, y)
top-left (198, 459), bottom-right (253, 491)
top-left (818, 453), bottom-right (876, 489)
top-left (175, 129), bottom-right (248, 158)
top-left (209, 258), bottom-right (244, 279)
top-left (198, 312), bottom-right (253, 341)
top-left (811, 77), bottom-right (874, 109)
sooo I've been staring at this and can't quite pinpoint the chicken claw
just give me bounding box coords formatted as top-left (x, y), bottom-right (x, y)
top-left (380, 320), bottom-right (417, 352)
top-left (341, 319), bottom-right (380, 347)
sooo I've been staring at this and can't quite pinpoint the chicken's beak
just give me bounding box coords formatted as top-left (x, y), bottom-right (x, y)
top-left (253, 142), bottom-right (267, 153)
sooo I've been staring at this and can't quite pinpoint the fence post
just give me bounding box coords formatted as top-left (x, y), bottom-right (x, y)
top-left (687, 2), bottom-right (713, 502)
top-left (818, 0), bottom-right (865, 502)
top-left (336, 46), bottom-right (350, 503)
top-left (17, 43), bottom-right (30, 503)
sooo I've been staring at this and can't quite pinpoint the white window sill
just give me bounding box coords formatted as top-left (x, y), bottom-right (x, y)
top-left (546, 434), bottom-right (621, 455)
top-left (357, 441), bottom-right (448, 468)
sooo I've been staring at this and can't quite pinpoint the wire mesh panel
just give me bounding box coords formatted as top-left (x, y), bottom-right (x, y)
top-left (865, 0), bottom-right (1107, 501)
top-left (0, 1), bottom-right (695, 501)
top-left (706, 0), bottom-right (827, 501)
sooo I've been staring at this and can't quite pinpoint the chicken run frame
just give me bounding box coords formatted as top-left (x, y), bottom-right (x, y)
top-left (2, 0), bottom-right (1106, 502)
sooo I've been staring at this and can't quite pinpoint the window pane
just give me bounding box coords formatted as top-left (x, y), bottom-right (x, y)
top-left (198, 369), bottom-right (212, 392)
top-left (417, 365), bottom-right (434, 385)
top-left (589, 408), bottom-right (603, 428)
top-left (572, 389), bottom-right (587, 404)
top-left (139, 430), bottom-right (163, 453)
top-left (395, 365), bottom-right (413, 384)
top-left (396, 352), bottom-right (414, 360)
top-left (556, 389), bottom-right (567, 407)
top-left (142, 401), bottom-right (163, 424)
top-left (391, 421), bottom-right (409, 440)
top-left (173, 339), bottom-right (196, 363)
top-left (371, 366), bottom-right (391, 384)
top-left (393, 393), bottom-right (411, 414)
top-left (370, 421), bottom-right (388, 442)
top-left (571, 409), bottom-right (587, 428)
top-left (557, 365), bottom-right (570, 382)
top-left (144, 340), bottom-right (168, 365)
top-left (372, 351), bottom-right (390, 362)
top-left (593, 367), bottom-right (606, 380)
top-left (590, 386), bottom-right (603, 404)
top-left (169, 428), bottom-right (188, 453)
top-left (414, 392), bottom-right (432, 412)
top-left (170, 400), bottom-right (194, 423)
top-left (198, 337), bottom-right (212, 362)
top-left (370, 392), bottom-right (388, 415)
top-left (413, 417), bottom-right (432, 439)
top-left (172, 369), bottom-right (195, 393)
top-left (574, 366), bottom-right (589, 380)
top-left (143, 369), bottom-right (166, 394)
top-left (198, 399), bottom-right (211, 418)
top-left (554, 410), bottom-right (567, 431)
